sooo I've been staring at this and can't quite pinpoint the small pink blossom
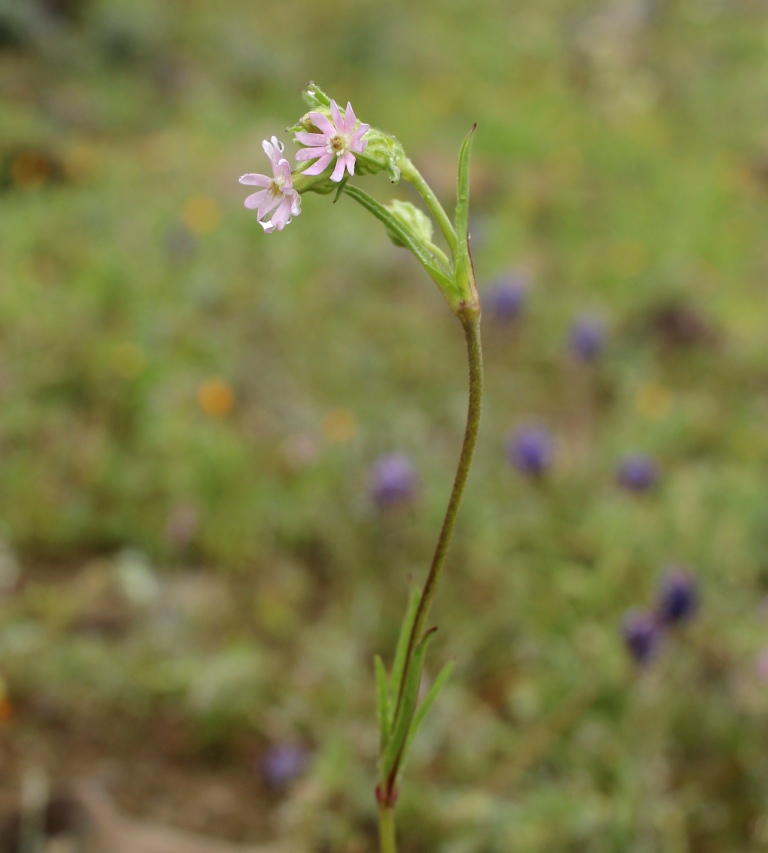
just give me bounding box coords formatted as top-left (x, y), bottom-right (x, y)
top-left (294, 100), bottom-right (370, 183)
top-left (239, 136), bottom-right (301, 233)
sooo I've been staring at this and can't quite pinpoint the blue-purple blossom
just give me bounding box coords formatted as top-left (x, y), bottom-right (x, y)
top-left (616, 454), bottom-right (659, 492)
top-left (656, 568), bottom-right (698, 625)
top-left (622, 609), bottom-right (662, 664)
top-left (260, 743), bottom-right (309, 789)
top-left (370, 453), bottom-right (418, 509)
top-left (568, 315), bottom-right (605, 362)
top-left (484, 275), bottom-right (526, 322)
top-left (506, 425), bottom-right (554, 477)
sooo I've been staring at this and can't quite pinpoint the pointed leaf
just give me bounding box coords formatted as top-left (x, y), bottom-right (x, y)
top-left (402, 659), bottom-right (455, 765)
top-left (455, 123), bottom-right (476, 244)
top-left (451, 125), bottom-right (480, 316)
top-left (381, 627), bottom-right (436, 779)
top-left (374, 654), bottom-right (392, 753)
top-left (390, 584), bottom-right (420, 695)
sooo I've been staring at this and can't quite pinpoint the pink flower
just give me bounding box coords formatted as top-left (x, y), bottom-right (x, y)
top-left (294, 100), bottom-right (369, 183)
top-left (239, 136), bottom-right (301, 233)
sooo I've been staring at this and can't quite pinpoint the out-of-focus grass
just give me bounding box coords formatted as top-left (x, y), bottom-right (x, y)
top-left (3, 0), bottom-right (768, 850)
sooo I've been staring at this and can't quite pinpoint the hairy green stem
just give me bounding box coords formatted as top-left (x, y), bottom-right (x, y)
top-left (391, 314), bottom-right (483, 737)
top-left (399, 158), bottom-right (458, 256)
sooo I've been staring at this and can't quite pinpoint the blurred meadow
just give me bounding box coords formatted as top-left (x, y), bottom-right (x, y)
top-left (3, 0), bottom-right (768, 850)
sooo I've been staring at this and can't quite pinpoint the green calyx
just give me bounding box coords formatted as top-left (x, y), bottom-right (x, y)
top-left (295, 82), bottom-right (480, 322)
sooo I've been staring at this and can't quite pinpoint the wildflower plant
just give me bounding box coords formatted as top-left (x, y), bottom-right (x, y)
top-left (240, 83), bottom-right (483, 852)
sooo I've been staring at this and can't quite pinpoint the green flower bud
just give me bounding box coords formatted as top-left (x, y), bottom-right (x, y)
top-left (385, 200), bottom-right (434, 248)
top-left (355, 128), bottom-right (405, 184)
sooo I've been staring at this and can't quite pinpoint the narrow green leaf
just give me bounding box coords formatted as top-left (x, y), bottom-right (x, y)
top-left (455, 123), bottom-right (476, 243)
top-left (390, 584), bottom-right (420, 695)
top-left (374, 654), bottom-right (392, 753)
top-left (381, 628), bottom-right (436, 779)
top-left (402, 659), bottom-right (455, 764)
top-left (341, 184), bottom-right (454, 293)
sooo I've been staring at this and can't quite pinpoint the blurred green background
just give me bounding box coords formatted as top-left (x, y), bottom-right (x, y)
top-left (3, 0), bottom-right (768, 850)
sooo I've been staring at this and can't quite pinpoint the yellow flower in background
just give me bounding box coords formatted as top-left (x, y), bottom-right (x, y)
top-left (634, 382), bottom-right (672, 421)
top-left (323, 408), bottom-right (358, 444)
top-left (181, 195), bottom-right (221, 236)
top-left (198, 379), bottom-right (235, 418)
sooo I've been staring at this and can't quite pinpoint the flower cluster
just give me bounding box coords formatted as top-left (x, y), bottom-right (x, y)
top-left (239, 100), bottom-right (370, 233)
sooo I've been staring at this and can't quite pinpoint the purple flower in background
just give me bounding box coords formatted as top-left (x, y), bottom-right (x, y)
top-left (656, 568), bottom-right (698, 625)
top-left (370, 453), bottom-right (418, 509)
top-left (568, 315), bottom-right (605, 362)
top-left (260, 742), bottom-right (309, 790)
top-left (616, 454), bottom-right (658, 492)
top-left (622, 609), bottom-right (662, 664)
top-left (507, 425), bottom-right (554, 477)
top-left (295, 99), bottom-right (370, 183)
top-left (484, 275), bottom-right (527, 322)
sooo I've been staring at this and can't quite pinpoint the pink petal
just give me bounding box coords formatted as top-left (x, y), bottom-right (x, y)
top-left (270, 196), bottom-right (293, 231)
top-left (308, 111), bottom-right (335, 136)
top-left (262, 137), bottom-right (284, 164)
top-left (290, 192), bottom-right (301, 216)
top-left (277, 159), bottom-right (293, 187)
top-left (350, 123), bottom-right (370, 152)
top-left (259, 219), bottom-right (276, 233)
top-left (329, 100), bottom-right (344, 132)
top-left (342, 101), bottom-right (357, 135)
top-left (244, 189), bottom-right (269, 209)
top-left (343, 150), bottom-right (356, 176)
top-left (256, 192), bottom-right (282, 219)
top-left (301, 153), bottom-right (334, 175)
top-left (295, 146), bottom-right (327, 162)
top-left (295, 131), bottom-right (329, 146)
top-left (239, 173), bottom-right (270, 186)
top-left (330, 154), bottom-right (349, 183)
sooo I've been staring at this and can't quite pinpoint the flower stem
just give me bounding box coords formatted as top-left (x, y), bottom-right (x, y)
top-left (399, 158), bottom-right (458, 257)
top-left (392, 314), bottom-right (483, 731)
top-left (378, 801), bottom-right (398, 853)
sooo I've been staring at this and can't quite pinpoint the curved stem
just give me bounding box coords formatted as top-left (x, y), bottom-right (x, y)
top-left (393, 316), bottom-right (483, 722)
top-left (399, 159), bottom-right (458, 256)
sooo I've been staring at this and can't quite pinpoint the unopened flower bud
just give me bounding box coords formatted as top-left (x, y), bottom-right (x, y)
top-left (385, 200), bottom-right (433, 248)
top-left (354, 127), bottom-right (405, 183)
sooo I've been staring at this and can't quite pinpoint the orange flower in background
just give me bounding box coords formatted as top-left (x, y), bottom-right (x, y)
top-left (11, 150), bottom-right (52, 190)
top-left (323, 408), bottom-right (358, 444)
top-left (197, 379), bottom-right (235, 418)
